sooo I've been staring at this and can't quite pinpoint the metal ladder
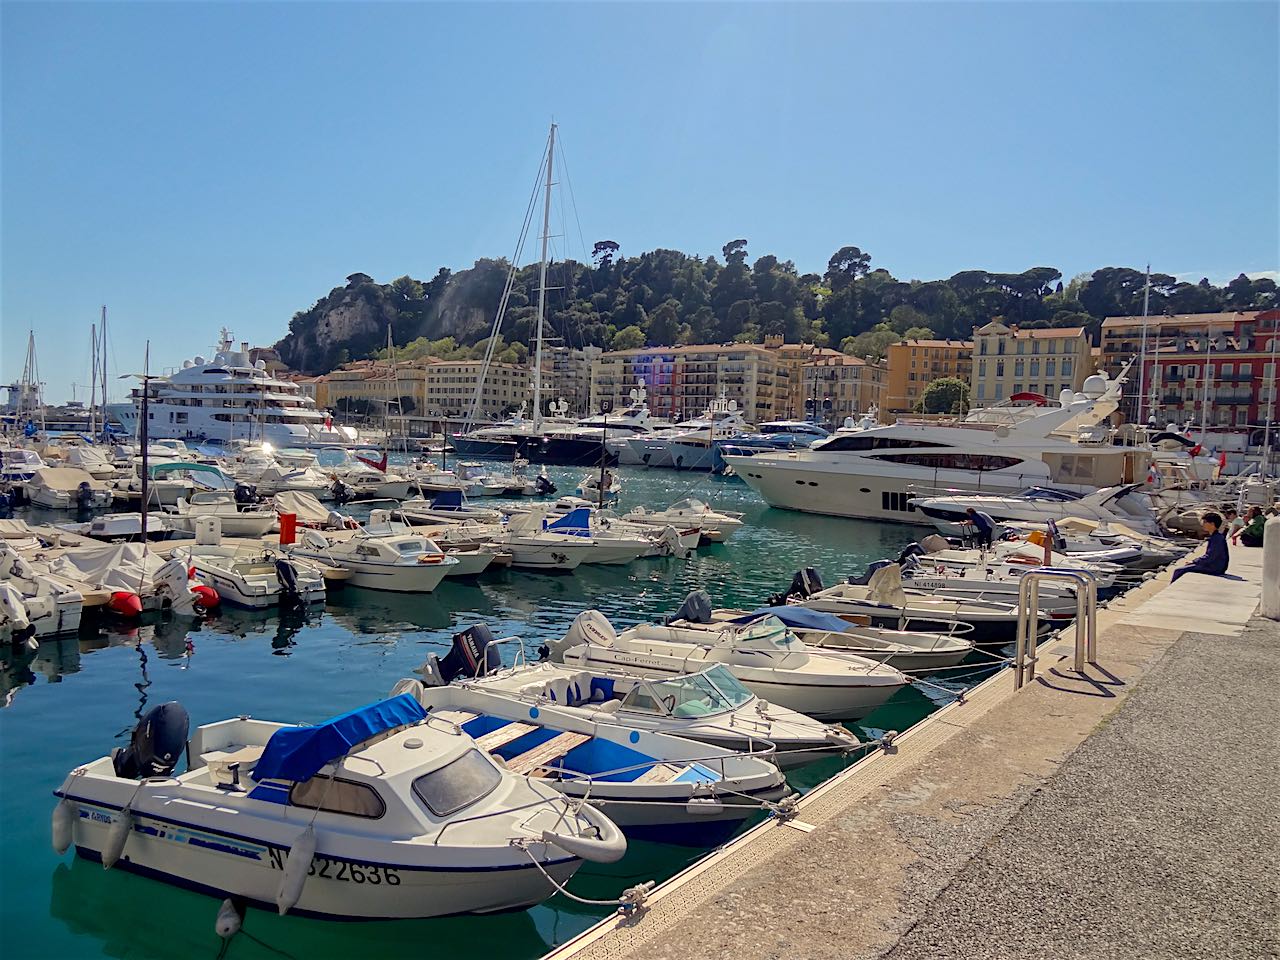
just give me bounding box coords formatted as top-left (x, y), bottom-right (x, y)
top-left (1014, 568), bottom-right (1099, 690)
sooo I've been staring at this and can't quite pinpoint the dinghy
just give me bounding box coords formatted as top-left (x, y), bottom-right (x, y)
top-left (52, 695), bottom-right (625, 920)
top-left (174, 545), bottom-right (325, 609)
top-left (624, 498), bottom-right (744, 543)
top-left (287, 528), bottom-right (459, 592)
top-left (548, 610), bottom-right (907, 721)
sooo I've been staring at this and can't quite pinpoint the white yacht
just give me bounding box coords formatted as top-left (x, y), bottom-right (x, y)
top-left (726, 372), bottom-right (1152, 525)
top-left (108, 330), bottom-right (356, 448)
top-left (538, 384), bottom-right (669, 466)
top-left (619, 396), bottom-right (754, 470)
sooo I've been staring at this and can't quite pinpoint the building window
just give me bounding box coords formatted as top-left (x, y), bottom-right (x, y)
top-left (978, 360), bottom-right (987, 377)
top-left (995, 384), bottom-right (1004, 400)
top-left (997, 340), bottom-right (1006, 355)
top-left (979, 341), bottom-right (988, 356)
top-left (1014, 383), bottom-right (1023, 393)
top-left (996, 361), bottom-right (1005, 377)
top-left (976, 383), bottom-right (986, 400)
top-left (1016, 340), bottom-right (1025, 355)
top-left (1014, 360), bottom-right (1024, 377)
top-left (1048, 341), bottom-right (1058, 354)
top-left (1062, 359), bottom-right (1073, 377)
top-left (1046, 359), bottom-right (1056, 376)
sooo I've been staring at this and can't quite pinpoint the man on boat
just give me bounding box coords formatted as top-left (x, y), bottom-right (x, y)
top-left (1171, 512), bottom-right (1229, 582)
top-left (965, 507), bottom-right (997, 549)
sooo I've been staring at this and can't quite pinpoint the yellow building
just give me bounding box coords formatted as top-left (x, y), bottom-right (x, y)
top-left (319, 359), bottom-right (530, 420)
top-left (590, 343), bottom-right (789, 423)
top-left (884, 339), bottom-right (973, 416)
top-left (969, 322), bottom-right (1089, 406)
top-left (800, 353), bottom-right (886, 423)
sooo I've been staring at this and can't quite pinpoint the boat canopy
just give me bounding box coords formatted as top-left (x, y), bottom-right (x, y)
top-left (430, 490), bottom-right (465, 509)
top-left (733, 605), bottom-right (853, 633)
top-left (252, 695), bottom-right (426, 784)
top-left (547, 507), bottom-right (593, 533)
top-left (147, 462), bottom-right (229, 479)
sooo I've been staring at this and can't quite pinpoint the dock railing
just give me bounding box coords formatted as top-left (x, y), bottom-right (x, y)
top-left (1014, 568), bottom-right (1098, 689)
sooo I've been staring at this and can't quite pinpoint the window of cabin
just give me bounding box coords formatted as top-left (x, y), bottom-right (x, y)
top-left (289, 775), bottom-right (386, 819)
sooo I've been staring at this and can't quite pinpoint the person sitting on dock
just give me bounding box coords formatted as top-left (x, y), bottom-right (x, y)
top-left (1234, 506), bottom-right (1267, 548)
top-left (1171, 512), bottom-right (1229, 582)
top-left (965, 507), bottom-right (997, 548)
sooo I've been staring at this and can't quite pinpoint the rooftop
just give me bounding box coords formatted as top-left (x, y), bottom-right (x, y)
top-left (1102, 311), bottom-right (1260, 330)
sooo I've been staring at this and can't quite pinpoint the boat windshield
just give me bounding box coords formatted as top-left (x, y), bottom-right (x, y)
top-left (623, 669), bottom-right (740, 717)
top-left (412, 749), bottom-right (502, 817)
top-left (1016, 487), bottom-right (1080, 502)
top-left (394, 539), bottom-right (429, 555)
top-left (734, 617), bottom-right (803, 652)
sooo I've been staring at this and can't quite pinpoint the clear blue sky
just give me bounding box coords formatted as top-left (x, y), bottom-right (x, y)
top-left (3, 1), bottom-right (1277, 401)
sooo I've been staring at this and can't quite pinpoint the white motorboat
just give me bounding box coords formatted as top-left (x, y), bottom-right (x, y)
top-left (455, 463), bottom-right (510, 497)
top-left (46, 542), bottom-right (212, 615)
top-left (356, 513), bottom-right (500, 577)
top-left (910, 483), bottom-right (1162, 538)
top-left (0, 544), bottom-right (83, 637)
top-left (415, 630), bottom-right (859, 768)
top-left (174, 545), bottom-right (325, 609)
top-left (397, 490), bottom-right (506, 526)
top-left (666, 595), bottom-right (974, 672)
top-left (575, 471), bottom-right (622, 502)
top-left (725, 370), bottom-right (1156, 524)
top-left (621, 396), bottom-right (753, 470)
top-left (52, 695), bottom-right (625, 919)
top-left (168, 491), bottom-right (277, 538)
top-left (1005, 518), bottom-right (1186, 570)
top-left (541, 508), bottom-right (651, 565)
top-left (60, 445), bottom-right (118, 481)
top-left (624, 499), bottom-right (744, 543)
top-left (393, 645), bottom-right (788, 843)
top-left (54, 512), bottom-right (179, 542)
top-left (0, 447), bottom-right (47, 484)
top-left (287, 528), bottom-right (459, 592)
top-left (549, 610), bottom-right (907, 721)
top-left (254, 464), bottom-right (334, 500)
top-left (26, 467), bottom-right (113, 510)
top-left (786, 566), bottom-right (1054, 648)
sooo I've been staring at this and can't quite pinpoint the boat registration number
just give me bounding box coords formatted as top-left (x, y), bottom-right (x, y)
top-left (267, 849), bottom-right (401, 885)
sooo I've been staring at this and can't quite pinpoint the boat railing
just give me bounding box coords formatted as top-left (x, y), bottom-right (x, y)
top-left (1013, 569), bottom-right (1098, 690)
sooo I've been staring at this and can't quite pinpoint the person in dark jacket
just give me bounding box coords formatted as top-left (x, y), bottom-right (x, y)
top-left (1171, 512), bottom-right (1229, 582)
top-left (965, 507), bottom-right (996, 548)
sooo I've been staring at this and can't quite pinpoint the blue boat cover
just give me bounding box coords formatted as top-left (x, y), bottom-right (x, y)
top-left (547, 507), bottom-right (592, 532)
top-left (430, 490), bottom-right (464, 509)
top-left (730, 605), bottom-right (853, 633)
top-left (252, 694), bottom-right (426, 783)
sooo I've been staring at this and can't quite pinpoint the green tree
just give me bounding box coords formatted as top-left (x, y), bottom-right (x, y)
top-left (611, 325), bottom-right (645, 350)
top-left (919, 377), bottom-right (970, 414)
top-left (647, 300), bottom-right (681, 345)
top-left (840, 323), bottom-right (900, 361)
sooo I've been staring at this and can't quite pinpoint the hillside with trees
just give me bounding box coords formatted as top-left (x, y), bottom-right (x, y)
top-left (274, 244), bottom-right (1278, 374)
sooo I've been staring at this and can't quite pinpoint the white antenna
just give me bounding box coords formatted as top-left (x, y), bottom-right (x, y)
top-left (532, 122), bottom-right (556, 432)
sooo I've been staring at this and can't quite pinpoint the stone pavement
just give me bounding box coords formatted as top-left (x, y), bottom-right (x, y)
top-left (544, 542), bottom-right (1276, 960)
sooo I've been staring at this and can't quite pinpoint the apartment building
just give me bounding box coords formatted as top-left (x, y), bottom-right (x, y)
top-left (319, 359), bottom-right (530, 420)
top-left (549, 345), bottom-right (602, 416)
top-left (800, 353), bottom-right (886, 424)
top-left (590, 343), bottom-right (789, 423)
top-left (1099, 310), bottom-right (1273, 427)
top-left (969, 322), bottom-right (1089, 406)
top-left (884, 339), bottom-right (972, 416)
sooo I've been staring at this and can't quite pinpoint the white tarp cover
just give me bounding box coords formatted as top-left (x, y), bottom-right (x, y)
top-left (30, 467), bottom-right (110, 492)
top-left (273, 490), bottom-right (330, 525)
top-left (48, 543), bottom-right (165, 591)
top-left (0, 519), bottom-right (35, 539)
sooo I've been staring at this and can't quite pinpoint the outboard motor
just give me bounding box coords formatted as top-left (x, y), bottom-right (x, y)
top-left (234, 482), bottom-right (257, 506)
top-left (767, 567), bottom-right (824, 606)
top-left (76, 482), bottom-right (95, 509)
top-left (275, 559), bottom-right (301, 602)
top-left (422, 624), bottom-right (501, 686)
top-left (539, 610), bottom-right (615, 663)
top-left (849, 558), bottom-right (893, 586)
top-left (895, 543), bottom-right (926, 565)
top-left (112, 701), bottom-right (190, 780)
top-left (667, 590), bottom-right (713, 625)
top-left (331, 479), bottom-right (354, 504)
top-left (534, 473), bottom-right (557, 497)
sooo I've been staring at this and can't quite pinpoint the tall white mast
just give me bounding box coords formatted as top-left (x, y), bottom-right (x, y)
top-left (100, 305), bottom-right (109, 437)
top-left (1135, 264), bottom-right (1151, 426)
top-left (88, 321), bottom-right (99, 436)
top-left (532, 123), bottom-right (555, 433)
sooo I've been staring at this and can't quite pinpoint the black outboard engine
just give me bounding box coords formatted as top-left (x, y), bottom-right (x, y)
top-left (234, 482), bottom-right (257, 506)
top-left (767, 567), bottom-right (823, 606)
top-left (76, 482), bottom-right (95, 509)
top-left (850, 558), bottom-right (894, 585)
top-left (331, 479), bottom-right (354, 504)
top-left (112, 701), bottom-right (190, 779)
top-left (423, 624), bottom-right (502, 685)
top-left (895, 543), bottom-right (926, 565)
top-left (667, 590), bottom-right (713, 625)
top-left (275, 559), bottom-right (301, 601)
top-left (534, 474), bottom-right (557, 497)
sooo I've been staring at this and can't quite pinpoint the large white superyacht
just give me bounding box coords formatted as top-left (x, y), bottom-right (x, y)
top-left (108, 331), bottom-right (355, 448)
top-left (725, 372), bottom-right (1153, 524)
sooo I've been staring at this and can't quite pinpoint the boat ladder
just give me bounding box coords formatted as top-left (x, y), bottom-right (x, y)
top-left (1013, 568), bottom-right (1098, 690)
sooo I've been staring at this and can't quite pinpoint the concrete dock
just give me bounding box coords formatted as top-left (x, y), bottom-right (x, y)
top-left (545, 545), bottom-right (1278, 960)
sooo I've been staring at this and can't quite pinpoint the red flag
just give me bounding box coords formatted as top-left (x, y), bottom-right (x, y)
top-left (1218, 450), bottom-right (1227, 470)
top-left (356, 451), bottom-right (388, 473)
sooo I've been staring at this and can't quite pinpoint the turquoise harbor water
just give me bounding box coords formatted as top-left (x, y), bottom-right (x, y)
top-left (0, 465), bottom-right (981, 960)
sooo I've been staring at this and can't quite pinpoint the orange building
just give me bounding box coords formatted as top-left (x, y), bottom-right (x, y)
top-left (884, 339), bottom-right (973, 417)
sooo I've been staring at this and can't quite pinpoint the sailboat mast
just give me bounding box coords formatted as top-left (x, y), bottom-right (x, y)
top-left (101, 305), bottom-right (109, 440)
top-left (532, 123), bottom-right (555, 433)
top-left (88, 321), bottom-right (99, 437)
top-left (1136, 264), bottom-right (1151, 426)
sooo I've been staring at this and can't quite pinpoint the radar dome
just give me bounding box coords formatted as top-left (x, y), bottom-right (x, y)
top-left (182, 360), bottom-right (193, 369)
top-left (1059, 388), bottom-right (1074, 406)
top-left (193, 356), bottom-right (206, 365)
top-left (254, 359), bottom-right (267, 370)
top-left (1080, 374), bottom-right (1108, 398)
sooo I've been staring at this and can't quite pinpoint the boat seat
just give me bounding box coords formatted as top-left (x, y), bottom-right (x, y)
top-left (634, 763), bottom-right (683, 784)
top-left (474, 722), bottom-right (539, 751)
top-left (203, 744), bottom-right (265, 787)
top-left (506, 731), bottom-right (591, 776)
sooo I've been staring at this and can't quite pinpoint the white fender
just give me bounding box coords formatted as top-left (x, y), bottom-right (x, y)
top-left (102, 805), bottom-right (132, 869)
top-left (215, 898), bottom-right (243, 938)
top-left (685, 796), bottom-right (726, 816)
top-left (276, 825), bottom-right (316, 915)
top-left (541, 806), bottom-right (626, 864)
top-left (52, 798), bottom-right (77, 855)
